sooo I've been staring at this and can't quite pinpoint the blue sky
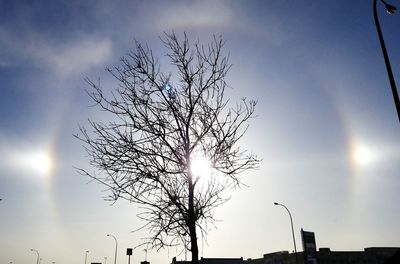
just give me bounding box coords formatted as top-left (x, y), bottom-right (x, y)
top-left (1, 1), bottom-right (399, 264)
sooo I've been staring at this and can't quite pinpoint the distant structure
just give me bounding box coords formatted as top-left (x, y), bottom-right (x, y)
top-left (247, 247), bottom-right (400, 264)
top-left (172, 257), bottom-right (245, 264)
top-left (301, 229), bottom-right (317, 263)
top-left (171, 230), bottom-right (400, 264)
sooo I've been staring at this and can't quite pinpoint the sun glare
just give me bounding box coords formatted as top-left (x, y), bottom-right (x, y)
top-left (191, 155), bottom-right (212, 178)
top-left (8, 147), bottom-right (54, 178)
top-left (351, 141), bottom-right (377, 167)
top-left (28, 151), bottom-right (53, 176)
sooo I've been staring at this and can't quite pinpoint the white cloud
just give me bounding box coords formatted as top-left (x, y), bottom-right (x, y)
top-left (37, 38), bottom-right (113, 78)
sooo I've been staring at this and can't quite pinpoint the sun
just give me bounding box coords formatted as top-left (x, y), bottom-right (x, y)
top-left (190, 155), bottom-right (212, 178)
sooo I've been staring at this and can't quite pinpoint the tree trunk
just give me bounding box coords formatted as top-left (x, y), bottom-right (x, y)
top-left (189, 222), bottom-right (199, 264)
top-left (188, 177), bottom-right (199, 264)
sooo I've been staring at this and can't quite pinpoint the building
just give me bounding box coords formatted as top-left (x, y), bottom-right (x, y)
top-left (172, 248), bottom-right (400, 264)
top-left (171, 229), bottom-right (400, 264)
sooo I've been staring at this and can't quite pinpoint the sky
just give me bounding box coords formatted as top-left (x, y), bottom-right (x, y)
top-left (1, 0), bottom-right (399, 264)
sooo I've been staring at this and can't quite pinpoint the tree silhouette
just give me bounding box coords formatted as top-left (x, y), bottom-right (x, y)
top-left (76, 32), bottom-right (259, 264)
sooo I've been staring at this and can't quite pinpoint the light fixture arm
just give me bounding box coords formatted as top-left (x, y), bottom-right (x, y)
top-left (31, 249), bottom-right (40, 264)
top-left (274, 202), bottom-right (298, 264)
top-left (107, 234), bottom-right (118, 264)
top-left (373, 0), bottom-right (400, 122)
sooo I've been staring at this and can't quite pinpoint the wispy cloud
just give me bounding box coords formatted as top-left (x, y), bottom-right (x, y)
top-left (0, 24), bottom-right (112, 79)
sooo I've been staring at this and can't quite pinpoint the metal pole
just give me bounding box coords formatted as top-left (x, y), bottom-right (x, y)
top-left (107, 234), bottom-right (118, 264)
top-left (274, 202), bottom-right (298, 264)
top-left (85, 250), bottom-right (89, 264)
top-left (373, 0), bottom-right (400, 122)
top-left (31, 249), bottom-right (40, 264)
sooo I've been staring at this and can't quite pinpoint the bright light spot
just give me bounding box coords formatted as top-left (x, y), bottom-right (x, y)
top-left (191, 155), bottom-right (212, 178)
top-left (6, 148), bottom-right (54, 178)
top-left (27, 151), bottom-right (53, 176)
top-left (164, 84), bottom-right (172, 91)
top-left (351, 141), bottom-right (377, 167)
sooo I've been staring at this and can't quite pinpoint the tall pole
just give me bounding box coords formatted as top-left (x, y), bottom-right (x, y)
top-left (85, 250), bottom-right (89, 264)
top-left (107, 234), bottom-right (118, 264)
top-left (373, 0), bottom-right (400, 122)
top-left (274, 202), bottom-right (298, 264)
top-left (31, 249), bottom-right (40, 264)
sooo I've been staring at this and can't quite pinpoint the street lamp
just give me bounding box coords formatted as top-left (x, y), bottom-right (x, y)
top-left (274, 202), bottom-right (298, 264)
top-left (373, 0), bottom-right (400, 122)
top-left (104, 256), bottom-right (107, 264)
top-left (85, 250), bottom-right (90, 264)
top-left (31, 249), bottom-right (40, 264)
top-left (107, 234), bottom-right (118, 264)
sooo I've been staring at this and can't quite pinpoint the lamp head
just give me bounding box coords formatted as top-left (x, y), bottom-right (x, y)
top-left (382, 0), bottom-right (397, 14)
top-left (273, 202), bottom-right (278, 205)
top-left (386, 3), bottom-right (397, 14)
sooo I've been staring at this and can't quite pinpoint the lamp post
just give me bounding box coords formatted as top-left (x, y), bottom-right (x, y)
top-left (107, 234), bottom-right (118, 264)
top-left (373, 0), bottom-right (400, 122)
top-left (274, 202), bottom-right (298, 264)
top-left (31, 249), bottom-right (40, 264)
top-left (85, 250), bottom-right (89, 264)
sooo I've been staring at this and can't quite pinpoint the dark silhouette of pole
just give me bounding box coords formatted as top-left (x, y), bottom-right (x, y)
top-left (373, 0), bottom-right (400, 122)
top-left (31, 249), bottom-right (40, 264)
top-left (85, 250), bottom-right (89, 264)
top-left (126, 248), bottom-right (133, 264)
top-left (107, 234), bottom-right (118, 264)
top-left (274, 202), bottom-right (298, 264)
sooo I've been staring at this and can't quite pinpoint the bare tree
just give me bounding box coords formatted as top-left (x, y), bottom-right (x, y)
top-left (76, 32), bottom-right (259, 264)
